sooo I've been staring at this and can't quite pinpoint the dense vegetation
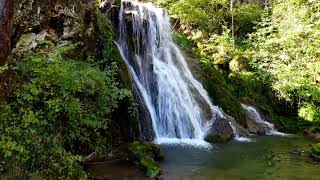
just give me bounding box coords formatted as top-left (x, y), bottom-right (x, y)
top-left (0, 0), bottom-right (319, 178)
top-left (152, 0), bottom-right (320, 131)
top-left (0, 2), bottom-right (136, 178)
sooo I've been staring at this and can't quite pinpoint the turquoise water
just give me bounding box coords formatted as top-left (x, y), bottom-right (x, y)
top-left (87, 136), bottom-right (320, 180)
top-left (161, 136), bottom-right (320, 180)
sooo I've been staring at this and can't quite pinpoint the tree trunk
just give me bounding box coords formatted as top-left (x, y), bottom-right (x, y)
top-left (0, 0), bottom-right (14, 65)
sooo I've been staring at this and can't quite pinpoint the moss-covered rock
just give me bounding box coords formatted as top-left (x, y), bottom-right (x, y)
top-left (311, 143), bottom-right (320, 154)
top-left (196, 62), bottom-right (247, 126)
top-left (128, 141), bottom-right (164, 178)
top-left (309, 143), bottom-right (320, 161)
top-left (175, 33), bottom-right (247, 127)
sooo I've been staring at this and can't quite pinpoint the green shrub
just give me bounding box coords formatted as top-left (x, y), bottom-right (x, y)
top-left (129, 141), bottom-right (164, 178)
top-left (299, 103), bottom-right (320, 122)
top-left (311, 143), bottom-right (320, 154)
top-left (249, 0), bottom-right (320, 123)
top-left (233, 3), bottom-right (265, 37)
top-left (0, 53), bottom-right (131, 178)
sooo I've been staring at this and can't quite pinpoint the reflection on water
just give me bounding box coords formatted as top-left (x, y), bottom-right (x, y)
top-left (85, 160), bottom-right (145, 180)
top-left (161, 136), bottom-right (320, 180)
top-left (86, 136), bottom-right (320, 180)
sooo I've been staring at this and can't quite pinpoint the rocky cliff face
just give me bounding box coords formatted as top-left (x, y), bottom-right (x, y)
top-left (12, 0), bottom-right (96, 52)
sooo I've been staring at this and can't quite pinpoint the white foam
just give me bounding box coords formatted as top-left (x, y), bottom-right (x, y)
top-left (234, 136), bottom-right (254, 142)
top-left (155, 138), bottom-right (212, 149)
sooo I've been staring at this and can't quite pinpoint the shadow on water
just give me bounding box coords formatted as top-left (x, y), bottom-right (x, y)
top-left (85, 159), bottom-right (146, 180)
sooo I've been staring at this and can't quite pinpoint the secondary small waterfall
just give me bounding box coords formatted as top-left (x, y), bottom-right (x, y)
top-left (241, 104), bottom-right (286, 136)
top-left (117, 1), bottom-right (224, 143)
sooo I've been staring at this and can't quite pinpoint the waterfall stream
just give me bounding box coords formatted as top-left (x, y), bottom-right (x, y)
top-left (241, 104), bottom-right (286, 136)
top-left (117, 1), bottom-right (225, 145)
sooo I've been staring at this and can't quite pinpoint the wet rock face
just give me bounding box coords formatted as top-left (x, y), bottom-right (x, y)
top-left (132, 83), bottom-right (155, 141)
top-left (205, 118), bottom-right (235, 143)
top-left (113, 51), bottom-right (155, 142)
top-left (242, 104), bottom-right (276, 135)
top-left (245, 118), bottom-right (271, 135)
top-left (100, 0), bottom-right (121, 33)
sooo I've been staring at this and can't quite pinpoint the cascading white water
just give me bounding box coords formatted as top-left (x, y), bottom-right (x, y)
top-left (117, 1), bottom-right (224, 144)
top-left (241, 104), bottom-right (286, 136)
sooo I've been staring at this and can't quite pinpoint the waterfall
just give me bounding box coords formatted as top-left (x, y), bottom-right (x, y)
top-left (117, 1), bottom-right (224, 144)
top-left (241, 104), bottom-right (286, 136)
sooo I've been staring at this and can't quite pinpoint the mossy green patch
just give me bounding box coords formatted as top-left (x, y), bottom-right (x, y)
top-left (129, 141), bottom-right (164, 178)
top-left (36, 40), bottom-right (54, 48)
top-left (198, 63), bottom-right (247, 126)
top-left (311, 143), bottom-right (320, 154)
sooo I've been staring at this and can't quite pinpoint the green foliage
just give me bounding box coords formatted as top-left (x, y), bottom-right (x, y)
top-left (95, 10), bottom-right (122, 69)
top-left (164, 0), bottom-right (320, 129)
top-left (160, 0), bottom-right (259, 71)
top-left (153, 0), bottom-right (265, 36)
top-left (233, 3), bottom-right (265, 37)
top-left (129, 141), bottom-right (164, 178)
top-left (298, 103), bottom-right (320, 122)
top-left (173, 32), bottom-right (193, 49)
top-left (311, 143), bottom-right (320, 154)
top-left (36, 40), bottom-right (54, 48)
top-left (194, 62), bottom-right (247, 126)
top-left (0, 47), bottom-right (131, 178)
top-left (249, 0), bottom-right (320, 123)
top-left (48, 43), bottom-right (80, 61)
top-left (0, 1), bottom-right (138, 179)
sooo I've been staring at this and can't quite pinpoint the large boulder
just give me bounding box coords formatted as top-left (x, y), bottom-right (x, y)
top-left (204, 118), bottom-right (235, 143)
top-left (245, 116), bottom-right (271, 135)
top-left (242, 103), bottom-right (278, 135)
